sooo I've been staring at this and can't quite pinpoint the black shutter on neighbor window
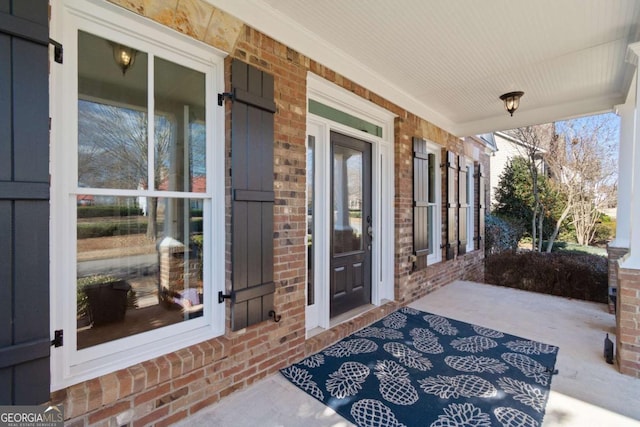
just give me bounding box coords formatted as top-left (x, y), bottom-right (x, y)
top-left (444, 151), bottom-right (457, 260)
top-left (476, 163), bottom-right (486, 251)
top-left (0, 1), bottom-right (50, 404)
top-left (458, 156), bottom-right (468, 256)
top-left (229, 59), bottom-right (276, 331)
top-left (413, 138), bottom-right (429, 266)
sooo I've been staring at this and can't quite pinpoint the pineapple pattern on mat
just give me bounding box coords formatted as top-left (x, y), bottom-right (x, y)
top-left (281, 308), bottom-right (558, 427)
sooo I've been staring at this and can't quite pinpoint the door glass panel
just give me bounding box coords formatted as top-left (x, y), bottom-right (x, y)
top-left (154, 57), bottom-right (206, 193)
top-left (333, 145), bottom-right (363, 254)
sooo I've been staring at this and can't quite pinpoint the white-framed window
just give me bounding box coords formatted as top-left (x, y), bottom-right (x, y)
top-left (466, 159), bottom-right (475, 252)
top-left (425, 143), bottom-right (442, 265)
top-left (50, 0), bottom-right (226, 389)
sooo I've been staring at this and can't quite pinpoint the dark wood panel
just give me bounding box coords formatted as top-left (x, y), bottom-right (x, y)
top-left (0, 11), bottom-right (47, 44)
top-left (232, 102), bottom-right (249, 191)
top-left (332, 266), bottom-right (347, 296)
top-left (14, 201), bottom-right (49, 343)
top-left (233, 281), bottom-right (275, 304)
top-left (0, 34), bottom-right (10, 181)
top-left (0, 202), bottom-right (12, 348)
top-left (230, 59), bottom-right (275, 331)
top-left (247, 106), bottom-right (262, 191)
top-left (261, 202), bottom-right (274, 283)
top-left (0, 338), bottom-right (49, 368)
top-left (260, 110), bottom-right (274, 188)
top-left (11, 0), bottom-right (48, 26)
top-left (234, 189), bottom-right (274, 202)
top-left (246, 202), bottom-right (262, 286)
top-left (0, 181), bottom-right (49, 200)
top-left (445, 151), bottom-right (457, 260)
top-left (233, 88), bottom-right (276, 113)
top-left (232, 201), bottom-right (248, 290)
top-left (13, 38), bottom-right (48, 182)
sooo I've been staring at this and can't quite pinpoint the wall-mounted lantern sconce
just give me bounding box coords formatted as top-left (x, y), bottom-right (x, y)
top-left (499, 91), bottom-right (524, 116)
top-left (111, 43), bottom-right (137, 75)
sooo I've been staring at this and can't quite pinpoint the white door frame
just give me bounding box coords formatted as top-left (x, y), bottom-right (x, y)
top-left (306, 73), bottom-right (395, 333)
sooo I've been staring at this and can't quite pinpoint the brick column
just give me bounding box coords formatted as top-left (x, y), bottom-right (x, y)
top-left (616, 266), bottom-right (640, 377)
top-left (607, 246), bottom-right (629, 313)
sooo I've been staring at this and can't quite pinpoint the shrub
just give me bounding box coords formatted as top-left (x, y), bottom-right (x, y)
top-left (485, 251), bottom-right (607, 303)
top-left (77, 205), bottom-right (143, 218)
top-left (484, 214), bottom-right (525, 254)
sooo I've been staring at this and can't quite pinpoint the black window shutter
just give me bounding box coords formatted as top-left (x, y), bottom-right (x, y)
top-left (0, 0), bottom-right (50, 404)
top-left (230, 59), bottom-right (276, 331)
top-left (476, 163), bottom-right (486, 251)
top-left (444, 151), bottom-right (457, 260)
top-left (413, 138), bottom-right (429, 267)
top-left (458, 156), bottom-right (468, 256)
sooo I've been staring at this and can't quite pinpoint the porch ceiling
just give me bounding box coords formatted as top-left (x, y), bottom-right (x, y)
top-left (206, 0), bottom-right (640, 137)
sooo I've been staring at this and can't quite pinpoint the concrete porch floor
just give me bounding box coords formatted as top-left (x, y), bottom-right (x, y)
top-left (174, 281), bottom-right (640, 427)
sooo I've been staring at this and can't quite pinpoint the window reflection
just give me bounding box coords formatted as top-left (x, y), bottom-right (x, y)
top-left (76, 31), bottom-right (208, 349)
top-left (333, 146), bottom-right (363, 254)
top-left (76, 197), bottom-right (204, 349)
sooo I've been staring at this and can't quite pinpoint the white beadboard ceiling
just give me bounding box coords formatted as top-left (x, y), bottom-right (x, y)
top-left (206, 0), bottom-right (640, 136)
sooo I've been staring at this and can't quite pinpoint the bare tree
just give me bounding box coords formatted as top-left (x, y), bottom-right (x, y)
top-left (78, 100), bottom-right (173, 240)
top-left (504, 124), bottom-right (555, 251)
top-left (548, 115), bottom-right (618, 246)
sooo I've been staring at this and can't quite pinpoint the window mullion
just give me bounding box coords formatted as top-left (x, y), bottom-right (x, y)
top-left (148, 53), bottom-right (155, 191)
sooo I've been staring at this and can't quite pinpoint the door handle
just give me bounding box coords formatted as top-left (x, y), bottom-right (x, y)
top-left (367, 225), bottom-right (373, 239)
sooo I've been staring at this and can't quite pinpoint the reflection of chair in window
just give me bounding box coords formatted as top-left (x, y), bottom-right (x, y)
top-left (161, 287), bottom-right (203, 319)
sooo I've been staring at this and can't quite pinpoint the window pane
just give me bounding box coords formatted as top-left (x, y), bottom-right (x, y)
top-left (76, 196), bottom-right (205, 349)
top-left (427, 205), bottom-right (434, 255)
top-left (78, 31), bottom-right (148, 190)
top-left (333, 146), bottom-right (363, 254)
top-left (428, 153), bottom-right (436, 203)
top-left (154, 57), bottom-right (206, 193)
top-left (307, 136), bottom-right (315, 306)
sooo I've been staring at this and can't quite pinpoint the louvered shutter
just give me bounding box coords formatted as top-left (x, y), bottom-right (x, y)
top-left (476, 163), bottom-right (485, 251)
top-left (444, 151), bottom-right (457, 260)
top-left (230, 59), bottom-right (276, 331)
top-left (458, 156), bottom-right (468, 256)
top-left (0, 0), bottom-right (51, 404)
top-left (413, 138), bottom-right (429, 267)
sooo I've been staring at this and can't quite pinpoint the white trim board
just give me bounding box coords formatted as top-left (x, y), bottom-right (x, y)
top-left (305, 73), bottom-right (396, 334)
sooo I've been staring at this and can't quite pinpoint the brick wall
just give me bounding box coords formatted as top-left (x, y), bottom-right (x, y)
top-left (616, 265), bottom-right (640, 378)
top-left (607, 245), bottom-right (629, 314)
top-left (53, 1), bottom-right (489, 425)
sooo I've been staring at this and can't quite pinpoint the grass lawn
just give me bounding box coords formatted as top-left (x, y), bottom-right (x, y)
top-left (551, 241), bottom-right (608, 256)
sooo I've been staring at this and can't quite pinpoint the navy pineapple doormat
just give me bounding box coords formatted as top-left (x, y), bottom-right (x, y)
top-left (281, 307), bottom-right (558, 427)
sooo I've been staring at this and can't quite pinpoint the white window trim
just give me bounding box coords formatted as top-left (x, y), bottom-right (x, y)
top-left (425, 141), bottom-right (442, 266)
top-left (306, 73), bottom-right (395, 333)
top-left (466, 158), bottom-right (475, 253)
top-left (50, 0), bottom-right (226, 390)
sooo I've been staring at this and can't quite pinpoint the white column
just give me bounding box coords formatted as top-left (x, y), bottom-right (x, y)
top-left (620, 44), bottom-right (640, 269)
top-left (610, 72), bottom-right (636, 249)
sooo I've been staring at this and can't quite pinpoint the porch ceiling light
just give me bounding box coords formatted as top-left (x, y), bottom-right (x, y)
top-left (499, 91), bottom-right (524, 116)
top-left (111, 43), bottom-right (137, 75)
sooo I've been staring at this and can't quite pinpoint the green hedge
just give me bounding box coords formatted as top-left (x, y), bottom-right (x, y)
top-left (78, 205), bottom-right (143, 218)
top-left (485, 251), bottom-right (607, 303)
top-left (77, 222), bottom-right (148, 239)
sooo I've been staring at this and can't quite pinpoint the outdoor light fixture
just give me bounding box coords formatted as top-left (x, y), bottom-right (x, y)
top-left (111, 43), bottom-right (137, 75)
top-left (499, 91), bottom-right (524, 116)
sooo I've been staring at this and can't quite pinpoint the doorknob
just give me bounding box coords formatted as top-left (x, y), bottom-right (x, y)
top-left (367, 225), bottom-right (373, 238)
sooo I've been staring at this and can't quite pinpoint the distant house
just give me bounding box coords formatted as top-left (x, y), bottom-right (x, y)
top-left (489, 131), bottom-right (550, 208)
